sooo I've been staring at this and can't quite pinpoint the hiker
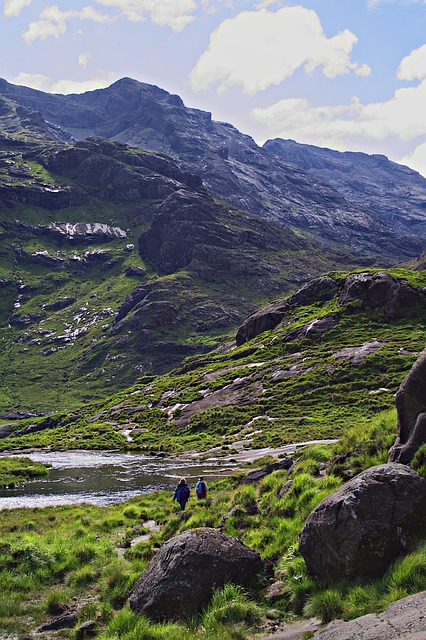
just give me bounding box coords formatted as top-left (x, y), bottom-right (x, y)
top-left (195, 476), bottom-right (208, 500)
top-left (173, 477), bottom-right (190, 511)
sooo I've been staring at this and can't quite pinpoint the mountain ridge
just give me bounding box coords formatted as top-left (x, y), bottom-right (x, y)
top-left (1, 76), bottom-right (425, 260)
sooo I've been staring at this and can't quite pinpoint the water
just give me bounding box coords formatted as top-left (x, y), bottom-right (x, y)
top-left (0, 451), bottom-right (237, 509)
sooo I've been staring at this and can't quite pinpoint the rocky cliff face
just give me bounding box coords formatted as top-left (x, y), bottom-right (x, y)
top-left (264, 138), bottom-right (426, 239)
top-left (1, 77), bottom-right (424, 260)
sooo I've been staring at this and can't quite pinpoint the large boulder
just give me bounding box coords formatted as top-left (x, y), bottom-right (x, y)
top-left (389, 347), bottom-right (426, 464)
top-left (129, 527), bottom-right (266, 621)
top-left (299, 463), bottom-right (426, 581)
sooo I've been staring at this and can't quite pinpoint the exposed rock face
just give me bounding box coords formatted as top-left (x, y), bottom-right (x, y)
top-left (313, 590), bottom-right (426, 640)
top-left (236, 272), bottom-right (426, 345)
top-left (264, 137), bottom-right (426, 240)
top-left (129, 528), bottom-right (266, 621)
top-left (44, 137), bottom-right (201, 202)
top-left (299, 463), bottom-right (426, 581)
top-left (1, 77), bottom-right (424, 259)
top-left (137, 187), bottom-right (306, 282)
top-left (236, 275), bottom-right (338, 345)
top-left (389, 347), bottom-right (426, 464)
top-left (338, 271), bottom-right (421, 318)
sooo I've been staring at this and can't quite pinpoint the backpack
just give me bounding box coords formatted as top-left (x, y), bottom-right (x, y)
top-left (181, 485), bottom-right (190, 501)
top-left (196, 481), bottom-right (206, 496)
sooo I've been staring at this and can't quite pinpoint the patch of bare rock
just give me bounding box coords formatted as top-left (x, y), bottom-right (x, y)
top-left (312, 590), bottom-right (426, 640)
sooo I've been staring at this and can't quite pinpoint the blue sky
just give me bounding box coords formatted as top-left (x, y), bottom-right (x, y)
top-left (1, 0), bottom-right (426, 177)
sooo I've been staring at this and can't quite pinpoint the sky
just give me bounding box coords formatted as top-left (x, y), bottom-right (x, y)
top-left (1, 0), bottom-right (426, 177)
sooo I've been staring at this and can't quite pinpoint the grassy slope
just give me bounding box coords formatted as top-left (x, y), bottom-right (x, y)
top-left (0, 414), bottom-right (425, 640)
top-left (1, 267), bottom-right (426, 637)
top-left (3, 266), bottom-right (426, 456)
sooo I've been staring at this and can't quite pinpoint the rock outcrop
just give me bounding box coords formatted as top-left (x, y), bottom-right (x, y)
top-left (129, 528), bottom-right (266, 621)
top-left (299, 463), bottom-right (426, 581)
top-left (236, 271), bottom-right (426, 345)
top-left (389, 347), bottom-right (426, 464)
top-left (241, 459), bottom-right (293, 484)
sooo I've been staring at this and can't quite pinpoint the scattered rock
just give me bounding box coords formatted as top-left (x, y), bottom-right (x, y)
top-left (261, 581), bottom-right (286, 602)
top-left (241, 459), bottom-right (293, 484)
top-left (35, 613), bottom-right (78, 632)
top-left (76, 620), bottom-right (97, 639)
top-left (299, 463), bottom-right (426, 581)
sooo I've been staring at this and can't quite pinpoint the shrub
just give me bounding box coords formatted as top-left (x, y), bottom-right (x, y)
top-left (304, 588), bottom-right (345, 623)
top-left (202, 584), bottom-right (261, 634)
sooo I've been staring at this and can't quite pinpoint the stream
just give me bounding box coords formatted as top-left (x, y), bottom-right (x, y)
top-left (0, 450), bottom-right (238, 509)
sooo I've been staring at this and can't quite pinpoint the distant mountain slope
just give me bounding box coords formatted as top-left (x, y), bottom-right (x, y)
top-left (0, 77), bottom-right (423, 260)
top-left (0, 133), bottom-right (364, 414)
top-left (264, 138), bottom-right (426, 238)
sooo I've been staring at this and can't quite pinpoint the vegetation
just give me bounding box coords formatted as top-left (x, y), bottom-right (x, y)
top-left (0, 456), bottom-right (49, 488)
top-left (0, 413), bottom-right (425, 638)
top-left (3, 264), bottom-right (426, 455)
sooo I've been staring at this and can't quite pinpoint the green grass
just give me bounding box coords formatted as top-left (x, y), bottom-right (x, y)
top-left (0, 411), bottom-right (425, 638)
top-left (0, 456), bottom-right (49, 488)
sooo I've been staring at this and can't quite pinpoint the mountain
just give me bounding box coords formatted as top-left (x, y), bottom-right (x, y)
top-left (0, 133), bottom-right (363, 414)
top-left (264, 138), bottom-right (426, 238)
top-left (1, 76), bottom-right (425, 260)
top-left (2, 76), bottom-right (426, 415)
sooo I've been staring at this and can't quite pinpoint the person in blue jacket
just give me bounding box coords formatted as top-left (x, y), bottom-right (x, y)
top-left (173, 477), bottom-right (190, 511)
top-left (195, 476), bottom-right (208, 500)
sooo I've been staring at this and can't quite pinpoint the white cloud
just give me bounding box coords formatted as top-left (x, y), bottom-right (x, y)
top-left (78, 51), bottom-right (91, 68)
top-left (51, 74), bottom-right (119, 93)
top-left (251, 79), bottom-right (426, 166)
top-left (11, 71), bottom-right (119, 94)
top-left (398, 44), bottom-right (426, 81)
top-left (23, 5), bottom-right (109, 44)
top-left (189, 7), bottom-right (371, 95)
top-left (4, 0), bottom-right (32, 17)
top-left (12, 72), bottom-right (51, 90)
top-left (401, 141), bottom-right (426, 177)
top-left (94, 0), bottom-right (196, 30)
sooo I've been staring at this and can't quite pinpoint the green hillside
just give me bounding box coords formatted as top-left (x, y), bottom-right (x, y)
top-left (2, 266), bottom-right (425, 454)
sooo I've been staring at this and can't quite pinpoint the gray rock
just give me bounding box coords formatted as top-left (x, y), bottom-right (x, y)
top-left (129, 527), bottom-right (266, 621)
top-left (299, 463), bottom-right (426, 581)
top-left (389, 346), bottom-right (426, 464)
top-left (313, 590), bottom-right (426, 640)
top-left (338, 271), bottom-right (422, 319)
top-left (35, 613), bottom-right (78, 632)
top-left (0, 424), bottom-right (13, 438)
top-left (241, 459), bottom-right (293, 484)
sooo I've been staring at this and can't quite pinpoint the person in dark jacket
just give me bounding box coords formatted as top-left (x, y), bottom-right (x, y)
top-left (173, 477), bottom-right (190, 511)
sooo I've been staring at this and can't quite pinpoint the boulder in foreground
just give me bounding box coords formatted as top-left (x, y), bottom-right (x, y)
top-left (299, 463), bottom-right (426, 581)
top-left (129, 527), bottom-right (266, 621)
